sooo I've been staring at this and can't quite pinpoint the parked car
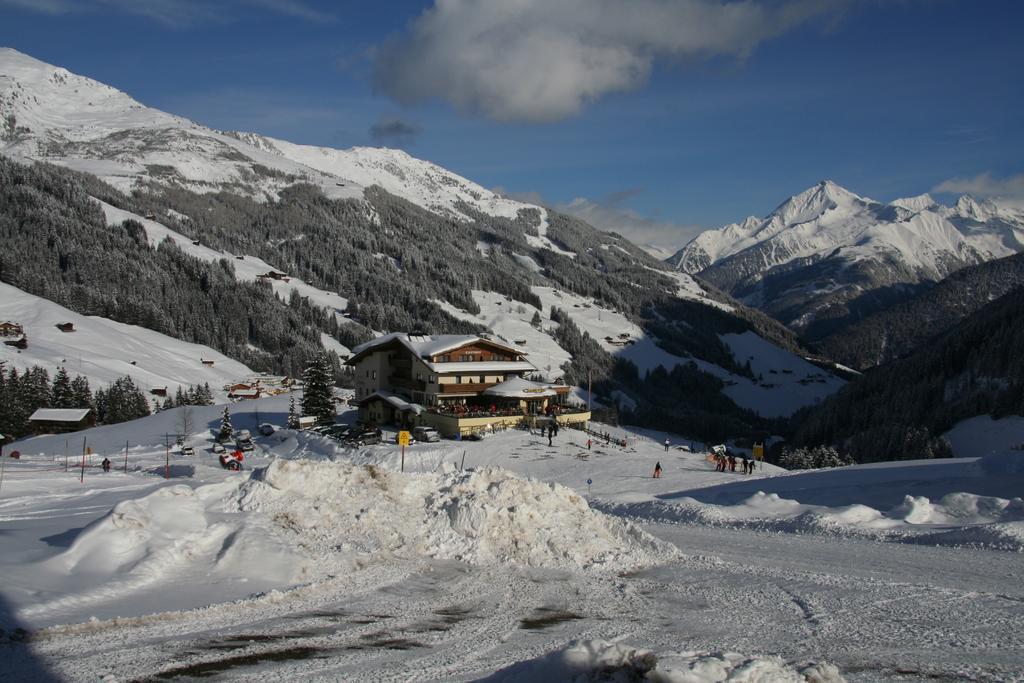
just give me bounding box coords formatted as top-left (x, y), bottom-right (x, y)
top-left (346, 427), bottom-right (382, 446)
top-left (258, 423), bottom-right (275, 436)
top-left (412, 426), bottom-right (441, 443)
top-left (211, 442), bottom-right (226, 454)
top-left (181, 445), bottom-right (195, 457)
top-left (326, 425), bottom-right (355, 440)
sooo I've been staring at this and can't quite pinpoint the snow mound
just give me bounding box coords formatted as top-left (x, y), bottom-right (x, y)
top-left (481, 639), bottom-right (845, 683)
top-left (22, 483), bottom-right (302, 619)
top-left (238, 460), bottom-right (679, 571)
top-left (600, 489), bottom-right (1024, 551)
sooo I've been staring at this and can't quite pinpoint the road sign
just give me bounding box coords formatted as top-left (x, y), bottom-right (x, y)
top-left (753, 443), bottom-right (764, 460)
top-left (398, 430), bottom-right (411, 447)
top-left (587, 478), bottom-right (592, 485)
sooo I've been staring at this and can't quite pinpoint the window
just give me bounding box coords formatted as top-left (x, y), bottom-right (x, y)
top-left (371, 370), bottom-right (376, 380)
top-left (428, 374), bottom-right (436, 383)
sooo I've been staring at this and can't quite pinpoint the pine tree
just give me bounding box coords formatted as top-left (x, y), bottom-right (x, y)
top-left (218, 406), bottom-right (234, 442)
top-left (301, 353), bottom-right (335, 425)
top-left (51, 367), bottom-right (73, 408)
top-left (69, 375), bottom-right (92, 409)
top-left (287, 395), bottom-right (300, 429)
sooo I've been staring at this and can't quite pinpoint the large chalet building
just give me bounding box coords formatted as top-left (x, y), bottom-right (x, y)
top-left (348, 333), bottom-right (590, 437)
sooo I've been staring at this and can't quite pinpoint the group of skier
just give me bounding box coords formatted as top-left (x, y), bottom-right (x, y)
top-left (714, 450), bottom-right (756, 474)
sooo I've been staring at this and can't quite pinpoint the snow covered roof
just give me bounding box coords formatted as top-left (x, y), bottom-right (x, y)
top-left (29, 408), bottom-right (91, 422)
top-left (359, 390), bottom-right (425, 415)
top-left (349, 333), bottom-right (525, 364)
top-left (427, 361), bottom-right (536, 373)
top-left (483, 377), bottom-right (556, 398)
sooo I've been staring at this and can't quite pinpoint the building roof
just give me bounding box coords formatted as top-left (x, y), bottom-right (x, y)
top-left (349, 332), bottom-right (526, 364)
top-left (29, 408), bottom-right (91, 422)
top-left (427, 361), bottom-right (536, 373)
top-left (359, 390), bottom-right (425, 415)
top-left (483, 377), bottom-right (557, 398)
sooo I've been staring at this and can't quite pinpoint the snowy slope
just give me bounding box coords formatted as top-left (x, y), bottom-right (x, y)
top-left (0, 48), bottom-right (556, 251)
top-left (528, 287), bottom-right (843, 417)
top-left (0, 281), bottom-right (252, 397)
top-left (97, 200), bottom-right (351, 335)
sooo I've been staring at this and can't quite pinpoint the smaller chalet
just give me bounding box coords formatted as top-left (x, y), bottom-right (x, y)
top-left (0, 321), bottom-right (23, 337)
top-left (150, 386), bottom-right (168, 397)
top-left (258, 271), bottom-right (289, 281)
top-left (28, 408), bottom-right (94, 434)
top-left (55, 322), bottom-right (75, 333)
top-left (200, 358), bottom-right (215, 367)
top-left (229, 388), bottom-right (261, 400)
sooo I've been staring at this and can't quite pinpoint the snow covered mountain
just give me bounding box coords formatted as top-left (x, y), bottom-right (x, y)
top-left (0, 47), bottom-right (848, 429)
top-left (669, 180), bottom-right (1024, 335)
top-left (0, 47), bottom-right (544, 231)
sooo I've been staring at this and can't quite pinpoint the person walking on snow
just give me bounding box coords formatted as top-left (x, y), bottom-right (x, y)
top-left (586, 438), bottom-right (592, 450)
top-left (664, 438), bottom-right (670, 452)
top-left (101, 457), bottom-right (111, 473)
top-left (548, 430), bottom-right (553, 447)
top-left (653, 461), bottom-right (662, 478)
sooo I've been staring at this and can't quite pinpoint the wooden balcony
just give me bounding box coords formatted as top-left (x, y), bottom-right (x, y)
top-left (389, 376), bottom-right (426, 392)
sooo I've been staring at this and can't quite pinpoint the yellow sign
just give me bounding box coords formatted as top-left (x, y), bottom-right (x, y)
top-left (398, 430), bottom-right (411, 447)
top-left (753, 443), bottom-right (764, 460)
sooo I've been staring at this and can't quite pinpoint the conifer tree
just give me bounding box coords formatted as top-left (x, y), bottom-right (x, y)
top-left (301, 353), bottom-right (335, 425)
top-left (69, 375), bottom-right (92, 409)
top-left (51, 367), bottom-right (73, 408)
top-left (287, 395), bottom-right (300, 429)
top-left (218, 406), bottom-right (234, 442)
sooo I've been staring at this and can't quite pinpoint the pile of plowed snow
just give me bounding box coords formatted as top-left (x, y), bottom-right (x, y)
top-left (599, 487), bottom-right (1024, 551)
top-left (237, 459), bottom-right (680, 571)
top-left (480, 639), bottom-right (845, 683)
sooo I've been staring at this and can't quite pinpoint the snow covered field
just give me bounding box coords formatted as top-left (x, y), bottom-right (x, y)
top-left (0, 281), bottom-right (253, 400)
top-left (1, 400), bottom-right (1023, 681)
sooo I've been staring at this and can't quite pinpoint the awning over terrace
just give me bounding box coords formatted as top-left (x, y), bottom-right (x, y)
top-left (482, 377), bottom-right (556, 399)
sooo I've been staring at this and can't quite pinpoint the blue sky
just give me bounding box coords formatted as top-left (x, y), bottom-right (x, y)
top-left (2, 0), bottom-right (1023, 247)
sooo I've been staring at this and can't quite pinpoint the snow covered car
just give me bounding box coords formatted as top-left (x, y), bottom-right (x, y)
top-left (211, 442), bottom-right (226, 454)
top-left (219, 451), bottom-right (244, 471)
top-left (180, 445), bottom-right (195, 457)
top-left (413, 426), bottom-right (441, 443)
top-left (258, 423), bottom-right (275, 436)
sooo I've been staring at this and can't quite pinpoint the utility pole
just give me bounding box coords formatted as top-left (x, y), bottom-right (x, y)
top-left (124, 440), bottom-right (129, 473)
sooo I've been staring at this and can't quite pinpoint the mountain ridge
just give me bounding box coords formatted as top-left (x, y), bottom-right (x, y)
top-left (668, 179), bottom-right (1024, 334)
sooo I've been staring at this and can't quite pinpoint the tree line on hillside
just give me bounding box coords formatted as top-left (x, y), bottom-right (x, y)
top-left (792, 285), bottom-right (1024, 463)
top-left (813, 251), bottom-right (1024, 370)
top-left (0, 364), bottom-right (150, 438)
top-left (0, 158), bottom-right (361, 377)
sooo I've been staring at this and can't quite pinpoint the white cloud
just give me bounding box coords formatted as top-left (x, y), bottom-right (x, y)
top-left (933, 172), bottom-right (1024, 200)
top-left (373, 0), bottom-right (844, 122)
top-left (557, 196), bottom-right (702, 254)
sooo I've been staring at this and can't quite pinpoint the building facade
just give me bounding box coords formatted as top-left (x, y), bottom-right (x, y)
top-left (347, 333), bottom-right (589, 436)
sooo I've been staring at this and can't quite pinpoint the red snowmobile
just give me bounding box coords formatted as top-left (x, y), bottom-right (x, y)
top-left (219, 450), bottom-right (245, 471)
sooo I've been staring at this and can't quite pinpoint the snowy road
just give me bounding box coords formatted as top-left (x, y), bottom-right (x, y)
top-left (6, 524), bottom-right (1022, 682)
top-left (3, 404), bottom-right (1023, 681)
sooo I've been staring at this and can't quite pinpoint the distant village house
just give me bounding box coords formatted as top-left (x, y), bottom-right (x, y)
top-left (0, 321), bottom-right (23, 337)
top-left (55, 322), bottom-right (75, 333)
